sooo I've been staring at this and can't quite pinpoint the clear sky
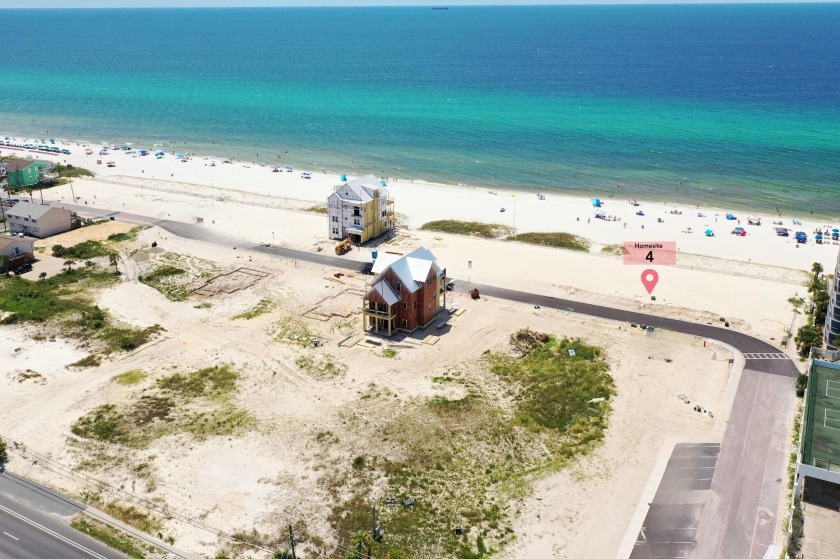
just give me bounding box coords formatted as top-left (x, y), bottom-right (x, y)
top-left (2, 0), bottom-right (836, 7)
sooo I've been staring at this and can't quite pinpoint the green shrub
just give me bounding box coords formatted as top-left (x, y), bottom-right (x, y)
top-left (796, 373), bottom-right (808, 397)
top-left (52, 241), bottom-right (115, 260)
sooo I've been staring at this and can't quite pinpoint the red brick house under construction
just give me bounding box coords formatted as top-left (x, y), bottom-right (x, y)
top-left (363, 247), bottom-right (446, 336)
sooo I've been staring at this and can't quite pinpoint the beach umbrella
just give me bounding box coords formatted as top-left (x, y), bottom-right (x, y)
top-left (726, 213), bottom-right (736, 220)
top-left (705, 229), bottom-right (714, 236)
top-left (833, 228), bottom-right (839, 234)
top-left (380, 179), bottom-right (388, 185)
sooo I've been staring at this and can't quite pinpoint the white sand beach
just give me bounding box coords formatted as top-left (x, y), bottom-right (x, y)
top-left (4, 135), bottom-right (830, 342)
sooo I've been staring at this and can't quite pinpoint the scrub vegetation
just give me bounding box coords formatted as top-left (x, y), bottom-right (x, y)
top-left (328, 330), bottom-right (615, 559)
top-left (71, 364), bottom-right (255, 450)
top-left (421, 220), bottom-right (514, 239)
top-left (0, 266), bottom-right (161, 353)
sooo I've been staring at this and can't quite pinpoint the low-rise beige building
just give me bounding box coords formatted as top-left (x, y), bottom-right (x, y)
top-left (7, 203), bottom-right (74, 238)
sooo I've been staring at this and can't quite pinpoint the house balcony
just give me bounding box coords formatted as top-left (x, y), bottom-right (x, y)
top-left (39, 172), bottom-right (59, 182)
top-left (364, 309), bottom-right (395, 320)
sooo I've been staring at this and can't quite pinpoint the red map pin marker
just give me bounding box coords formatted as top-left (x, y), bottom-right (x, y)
top-left (641, 269), bottom-right (659, 294)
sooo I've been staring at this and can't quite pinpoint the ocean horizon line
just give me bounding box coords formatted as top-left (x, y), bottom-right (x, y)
top-left (3, 2), bottom-right (840, 9)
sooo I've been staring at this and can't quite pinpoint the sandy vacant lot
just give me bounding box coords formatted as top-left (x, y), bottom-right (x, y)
top-left (0, 226), bottom-right (734, 559)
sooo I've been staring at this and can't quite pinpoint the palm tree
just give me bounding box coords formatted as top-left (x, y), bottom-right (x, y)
top-left (812, 262), bottom-right (824, 282)
top-left (38, 272), bottom-right (47, 282)
top-left (63, 260), bottom-right (74, 273)
top-left (109, 253), bottom-right (119, 274)
top-left (788, 296), bottom-right (805, 315)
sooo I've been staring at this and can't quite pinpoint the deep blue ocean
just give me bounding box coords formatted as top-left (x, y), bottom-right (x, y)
top-left (0, 5), bottom-right (838, 217)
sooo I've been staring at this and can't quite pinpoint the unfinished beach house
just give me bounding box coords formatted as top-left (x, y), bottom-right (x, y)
top-left (327, 174), bottom-right (394, 244)
top-left (363, 247), bottom-right (446, 336)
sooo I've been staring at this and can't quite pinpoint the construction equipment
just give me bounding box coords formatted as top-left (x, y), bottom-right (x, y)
top-left (335, 237), bottom-right (352, 255)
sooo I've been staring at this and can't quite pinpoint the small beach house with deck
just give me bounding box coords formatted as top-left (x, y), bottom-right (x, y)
top-left (363, 247), bottom-right (446, 336)
top-left (1, 159), bottom-right (58, 188)
top-left (327, 175), bottom-right (394, 244)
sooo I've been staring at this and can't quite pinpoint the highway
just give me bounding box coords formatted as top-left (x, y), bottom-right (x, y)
top-left (0, 471), bottom-right (127, 559)
top-left (43, 203), bottom-right (801, 557)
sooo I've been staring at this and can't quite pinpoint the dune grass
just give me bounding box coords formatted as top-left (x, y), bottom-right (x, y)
top-left (421, 220), bottom-right (514, 239)
top-left (0, 267), bottom-right (160, 353)
top-left (112, 370), bottom-right (147, 386)
top-left (71, 515), bottom-right (150, 559)
top-left (71, 365), bottom-right (255, 449)
top-left (330, 330), bottom-right (615, 559)
top-left (601, 244), bottom-right (628, 256)
top-left (506, 232), bottom-right (590, 252)
top-left (52, 240), bottom-right (115, 260)
top-left (231, 299), bottom-right (273, 320)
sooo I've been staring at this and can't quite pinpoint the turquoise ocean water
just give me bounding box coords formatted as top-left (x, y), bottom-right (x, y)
top-left (0, 5), bottom-right (838, 217)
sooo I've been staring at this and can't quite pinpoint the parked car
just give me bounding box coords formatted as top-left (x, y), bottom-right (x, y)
top-left (362, 262), bottom-right (374, 275)
top-left (14, 263), bottom-right (32, 275)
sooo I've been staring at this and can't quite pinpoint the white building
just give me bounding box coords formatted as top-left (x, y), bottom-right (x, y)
top-left (327, 175), bottom-right (394, 244)
top-left (0, 233), bottom-right (35, 258)
top-left (7, 203), bottom-right (74, 238)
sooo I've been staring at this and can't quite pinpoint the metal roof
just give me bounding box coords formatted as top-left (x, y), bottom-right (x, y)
top-left (371, 247), bottom-right (441, 294)
top-left (331, 174), bottom-right (388, 203)
top-left (367, 280), bottom-right (400, 307)
top-left (7, 203), bottom-right (63, 220)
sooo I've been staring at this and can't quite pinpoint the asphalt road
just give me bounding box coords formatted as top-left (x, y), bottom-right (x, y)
top-left (0, 471), bottom-right (127, 559)
top-left (51, 205), bottom-right (800, 557)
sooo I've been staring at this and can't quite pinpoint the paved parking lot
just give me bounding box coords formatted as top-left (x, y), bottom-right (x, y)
top-left (630, 443), bottom-right (720, 559)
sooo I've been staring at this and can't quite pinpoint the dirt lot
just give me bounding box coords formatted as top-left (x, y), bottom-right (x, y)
top-left (33, 220), bottom-right (136, 249)
top-left (0, 225), bottom-right (733, 559)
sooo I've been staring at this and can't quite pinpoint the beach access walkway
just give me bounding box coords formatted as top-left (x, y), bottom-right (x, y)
top-left (47, 200), bottom-right (799, 559)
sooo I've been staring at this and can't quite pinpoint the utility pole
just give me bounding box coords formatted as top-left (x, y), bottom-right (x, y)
top-left (288, 524), bottom-right (297, 559)
top-left (69, 177), bottom-right (76, 203)
top-left (372, 506), bottom-right (382, 543)
top-left (0, 179), bottom-right (6, 231)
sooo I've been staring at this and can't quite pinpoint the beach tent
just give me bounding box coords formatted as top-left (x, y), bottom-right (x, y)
top-left (592, 199), bottom-right (602, 207)
top-left (725, 213), bottom-right (736, 220)
top-left (380, 179), bottom-right (388, 186)
top-left (705, 229), bottom-right (715, 237)
top-left (340, 174), bottom-right (347, 182)
top-left (775, 228), bottom-right (789, 237)
top-left (747, 216), bottom-right (761, 225)
top-left (636, 210), bottom-right (645, 216)
top-left (816, 234), bottom-right (824, 244)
